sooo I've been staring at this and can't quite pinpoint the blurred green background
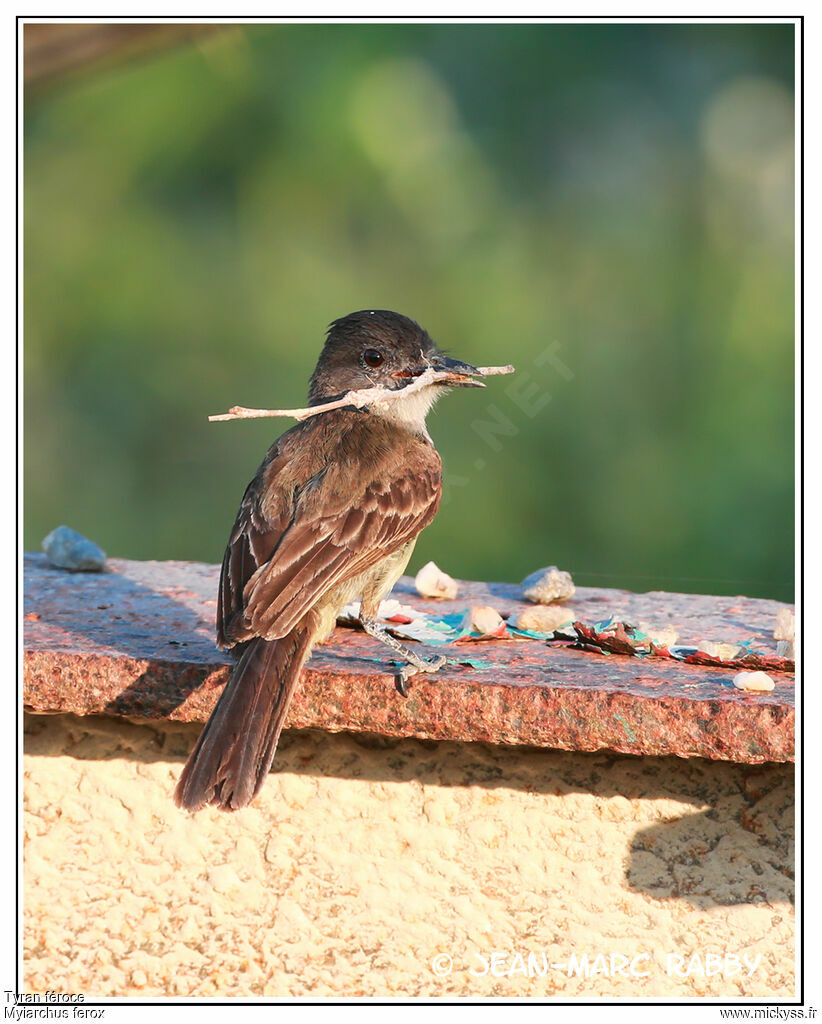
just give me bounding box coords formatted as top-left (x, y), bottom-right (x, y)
top-left (24, 22), bottom-right (795, 600)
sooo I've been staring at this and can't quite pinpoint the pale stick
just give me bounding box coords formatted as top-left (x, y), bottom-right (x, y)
top-left (208, 364), bottom-right (515, 423)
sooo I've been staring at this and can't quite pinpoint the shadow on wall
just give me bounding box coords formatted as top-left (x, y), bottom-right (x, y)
top-left (24, 711), bottom-right (794, 911)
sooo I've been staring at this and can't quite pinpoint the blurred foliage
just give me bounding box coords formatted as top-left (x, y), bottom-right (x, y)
top-left (24, 23), bottom-right (795, 600)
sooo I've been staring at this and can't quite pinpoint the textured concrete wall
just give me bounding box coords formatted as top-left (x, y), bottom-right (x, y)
top-left (23, 713), bottom-right (794, 999)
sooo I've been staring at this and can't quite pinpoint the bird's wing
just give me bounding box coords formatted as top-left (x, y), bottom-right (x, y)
top-left (242, 465), bottom-right (441, 640)
top-left (217, 421), bottom-right (442, 647)
top-left (216, 442), bottom-right (295, 648)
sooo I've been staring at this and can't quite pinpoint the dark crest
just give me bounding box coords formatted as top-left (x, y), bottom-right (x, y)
top-left (308, 310), bottom-right (439, 403)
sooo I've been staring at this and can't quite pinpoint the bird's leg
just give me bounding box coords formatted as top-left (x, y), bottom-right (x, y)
top-left (359, 615), bottom-right (447, 697)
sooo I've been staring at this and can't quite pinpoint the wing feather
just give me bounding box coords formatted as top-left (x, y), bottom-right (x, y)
top-left (216, 415), bottom-right (442, 649)
top-left (244, 468), bottom-right (440, 639)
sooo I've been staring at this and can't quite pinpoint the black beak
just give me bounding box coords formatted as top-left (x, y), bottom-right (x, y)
top-left (393, 354), bottom-right (484, 388)
top-left (429, 355), bottom-right (485, 388)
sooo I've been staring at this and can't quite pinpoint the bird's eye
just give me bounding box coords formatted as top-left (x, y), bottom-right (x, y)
top-left (363, 349), bottom-right (384, 368)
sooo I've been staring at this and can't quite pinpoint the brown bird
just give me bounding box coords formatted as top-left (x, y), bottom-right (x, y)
top-left (175, 310), bottom-right (484, 812)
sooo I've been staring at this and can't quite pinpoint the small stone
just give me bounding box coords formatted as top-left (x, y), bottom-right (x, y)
top-left (513, 605), bottom-right (575, 633)
top-left (700, 640), bottom-right (746, 662)
top-left (733, 671), bottom-right (775, 693)
top-left (521, 565), bottom-right (575, 605)
top-left (774, 609), bottom-right (795, 642)
top-left (461, 605), bottom-right (504, 636)
top-left (42, 525), bottom-right (106, 572)
top-left (776, 640), bottom-right (794, 659)
top-left (415, 560), bottom-right (458, 600)
top-left (637, 622), bottom-right (679, 648)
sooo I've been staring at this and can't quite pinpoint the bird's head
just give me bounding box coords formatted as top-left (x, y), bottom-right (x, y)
top-left (308, 310), bottom-right (481, 429)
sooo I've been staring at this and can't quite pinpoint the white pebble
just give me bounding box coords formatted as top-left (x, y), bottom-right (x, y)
top-left (415, 561), bottom-right (458, 600)
top-left (774, 609), bottom-right (795, 641)
top-left (638, 622), bottom-right (679, 648)
top-left (700, 641), bottom-right (745, 662)
top-left (521, 565), bottom-right (575, 605)
top-left (513, 605), bottom-right (575, 633)
top-left (733, 671), bottom-right (775, 693)
top-left (776, 640), bottom-right (794, 659)
top-left (462, 605), bottom-right (504, 635)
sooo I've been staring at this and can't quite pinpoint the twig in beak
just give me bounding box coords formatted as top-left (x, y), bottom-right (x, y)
top-left (208, 364), bottom-right (515, 422)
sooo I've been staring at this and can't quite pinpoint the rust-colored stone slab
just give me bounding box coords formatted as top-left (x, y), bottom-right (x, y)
top-left (23, 554), bottom-right (795, 763)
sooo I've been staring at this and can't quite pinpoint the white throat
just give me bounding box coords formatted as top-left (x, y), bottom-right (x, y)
top-left (371, 383), bottom-right (443, 439)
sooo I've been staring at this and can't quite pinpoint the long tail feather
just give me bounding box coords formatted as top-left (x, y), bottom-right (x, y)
top-left (175, 616), bottom-right (317, 812)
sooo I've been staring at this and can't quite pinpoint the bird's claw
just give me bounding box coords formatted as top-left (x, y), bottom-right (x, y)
top-left (394, 654), bottom-right (449, 697)
top-left (422, 654), bottom-right (448, 673)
